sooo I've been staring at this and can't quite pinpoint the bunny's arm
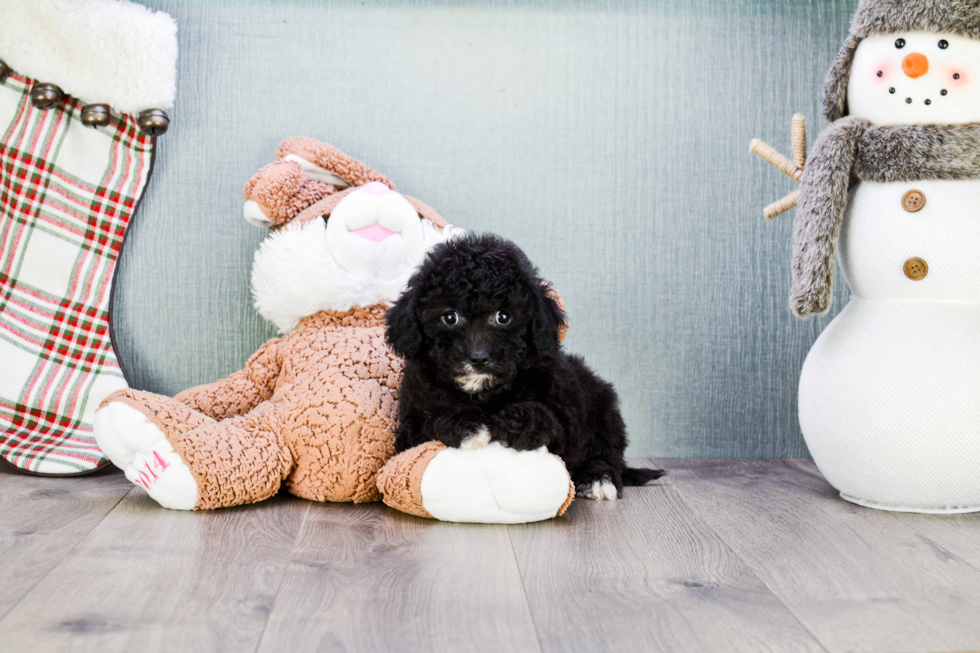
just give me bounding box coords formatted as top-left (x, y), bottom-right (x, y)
top-left (175, 337), bottom-right (284, 420)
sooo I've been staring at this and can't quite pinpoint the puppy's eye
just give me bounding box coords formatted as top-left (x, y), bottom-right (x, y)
top-left (442, 311), bottom-right (458, 326)
top-left (939, 39), bottom-right (949, 49)
top-left (895, 38), bottom-right (906, 49)
top-left (495, 311), bottom-right (511, 325)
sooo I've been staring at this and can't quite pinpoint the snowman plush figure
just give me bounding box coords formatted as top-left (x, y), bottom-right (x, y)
top-left (764, 0), bottom-right (980, 513)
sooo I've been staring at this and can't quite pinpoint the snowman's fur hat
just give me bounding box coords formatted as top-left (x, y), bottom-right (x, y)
top-left (824, 0), bottom-right (980, 122)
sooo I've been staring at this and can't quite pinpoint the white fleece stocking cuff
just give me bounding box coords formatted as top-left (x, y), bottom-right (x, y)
top-left (0, 0), bottom-right (177, 114)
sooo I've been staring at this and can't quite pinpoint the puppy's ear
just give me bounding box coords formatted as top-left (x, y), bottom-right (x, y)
top-left (530, 282), bottom-right (566, 356)
top-left (386, 286), bottom-right (423, 359)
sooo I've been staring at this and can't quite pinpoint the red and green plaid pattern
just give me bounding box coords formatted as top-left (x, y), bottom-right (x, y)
top-left (0, 72), bottom-right (153, 475)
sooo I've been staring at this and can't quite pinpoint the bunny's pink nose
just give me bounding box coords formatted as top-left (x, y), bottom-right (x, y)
top-left (362, 181), bottom-right (392, 196)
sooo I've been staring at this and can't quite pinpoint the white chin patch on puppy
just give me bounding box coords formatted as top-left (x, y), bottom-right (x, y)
top-left (455, 363), bottom-right (495, 394)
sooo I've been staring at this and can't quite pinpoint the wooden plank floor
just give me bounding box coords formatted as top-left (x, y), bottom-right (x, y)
top-left (2, 459), bottom-right (979, 653)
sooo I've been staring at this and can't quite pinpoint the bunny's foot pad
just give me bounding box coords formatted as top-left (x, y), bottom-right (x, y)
top-left (94, 402), bottom-right (199, 510)
top-left (378, 440), bottom-right (575, 523)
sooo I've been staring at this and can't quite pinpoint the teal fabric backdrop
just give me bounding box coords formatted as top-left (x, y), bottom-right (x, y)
top-left (116, 0), bottom-right (855, 458)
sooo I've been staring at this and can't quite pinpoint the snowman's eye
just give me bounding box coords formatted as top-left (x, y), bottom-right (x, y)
top-left (939, 40), bottom-right (949, 49)
top-left (895, 38), bottom-right (906, 49)
top-left (954, 73), bottom-right (961, 79)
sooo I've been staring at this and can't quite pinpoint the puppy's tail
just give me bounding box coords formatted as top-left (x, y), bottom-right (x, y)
top-left (622, 466), bottom-right (665, 486)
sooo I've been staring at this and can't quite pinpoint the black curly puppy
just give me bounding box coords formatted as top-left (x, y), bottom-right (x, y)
top-left (385, 233), bottom-right (663, 500)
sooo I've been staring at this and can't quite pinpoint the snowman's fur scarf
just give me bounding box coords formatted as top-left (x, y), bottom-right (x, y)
top-left (854, 122), bottom-right (980, 181)
top-left (792, 119), bottom-right (980, 317)
top-left (792, 117), bottom-right (867, 317)
top-left (825, 0), bottom-right (980, 121)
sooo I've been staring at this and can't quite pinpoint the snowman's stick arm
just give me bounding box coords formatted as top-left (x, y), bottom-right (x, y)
top-left (750, 138), bottom-right (802, 219)
top-left (750, 114), bottom-right (807, 219)
top-left (792, 114), bottom-right (807, 168)
top-left (764, 189), bottom-right (800, 220)
top-left (749, 139), bottom-right (802, 182)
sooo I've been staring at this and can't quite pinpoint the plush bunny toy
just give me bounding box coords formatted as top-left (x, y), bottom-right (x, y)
top-left (93, 138), bottom-right (458, 509)
top-left (93, 138), bottom-right (575, 522)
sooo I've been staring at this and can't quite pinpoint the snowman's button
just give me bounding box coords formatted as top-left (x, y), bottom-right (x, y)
top-left (902, 190), bottom-right (926, 212)
top-left (904, 257), bottom-right (929, 280)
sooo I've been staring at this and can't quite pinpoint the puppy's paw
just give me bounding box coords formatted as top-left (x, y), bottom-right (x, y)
top-left (459, 426), bottom-right (491, 451)
top-left (492, 401), bottom-right (557, 451)
top-left (430, 411), bottom-right (487, 449)
top-left (576, 476), bottom-right (619, 501)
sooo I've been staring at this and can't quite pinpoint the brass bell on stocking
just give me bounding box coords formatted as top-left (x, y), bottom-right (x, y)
top-left (137, 109), bottom-right (169, 136)
top-left (30, 83), bottom-right (63, 109)
top-left (81, 104), bottom-right (111, 128)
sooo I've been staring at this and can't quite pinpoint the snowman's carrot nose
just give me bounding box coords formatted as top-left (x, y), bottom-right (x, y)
top-left (902, 53), bottom-right (929, 78)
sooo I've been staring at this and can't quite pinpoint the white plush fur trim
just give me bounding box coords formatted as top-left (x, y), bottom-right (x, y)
top-left (0, 0), bottom-right (177, 113)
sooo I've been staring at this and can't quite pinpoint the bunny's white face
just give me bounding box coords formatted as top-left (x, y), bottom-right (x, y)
top-left (848, 32), bottom-right (980, 125)
top-left (326, 182), bottom-right (429, 278)
top-left (250, 187), bottom-right (457, 333)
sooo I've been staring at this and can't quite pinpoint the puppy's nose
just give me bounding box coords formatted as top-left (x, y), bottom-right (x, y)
top-left (469, 349), bottom-right (490, 366)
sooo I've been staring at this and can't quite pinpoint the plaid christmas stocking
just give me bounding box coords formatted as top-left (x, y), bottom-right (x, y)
top-left (0, 0), bottom-right (176, 475)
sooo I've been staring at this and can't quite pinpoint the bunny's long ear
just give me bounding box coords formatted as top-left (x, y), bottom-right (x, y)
top-left (243, 160), bottom-right (337, 228)
top-left (276, 137), bottom-right (395, 189)
top-left (289, 186), bottom-right (454, 234)
top-left (290, 186), bottom-right (359, 229)
top-left (268, 138), bottom-right (454, 234)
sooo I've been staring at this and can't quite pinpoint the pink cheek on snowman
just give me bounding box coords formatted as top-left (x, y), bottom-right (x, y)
top-left (942, 64), bottom-right (970, 89)
top-left (873, 61), bottom-right (894, 84)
